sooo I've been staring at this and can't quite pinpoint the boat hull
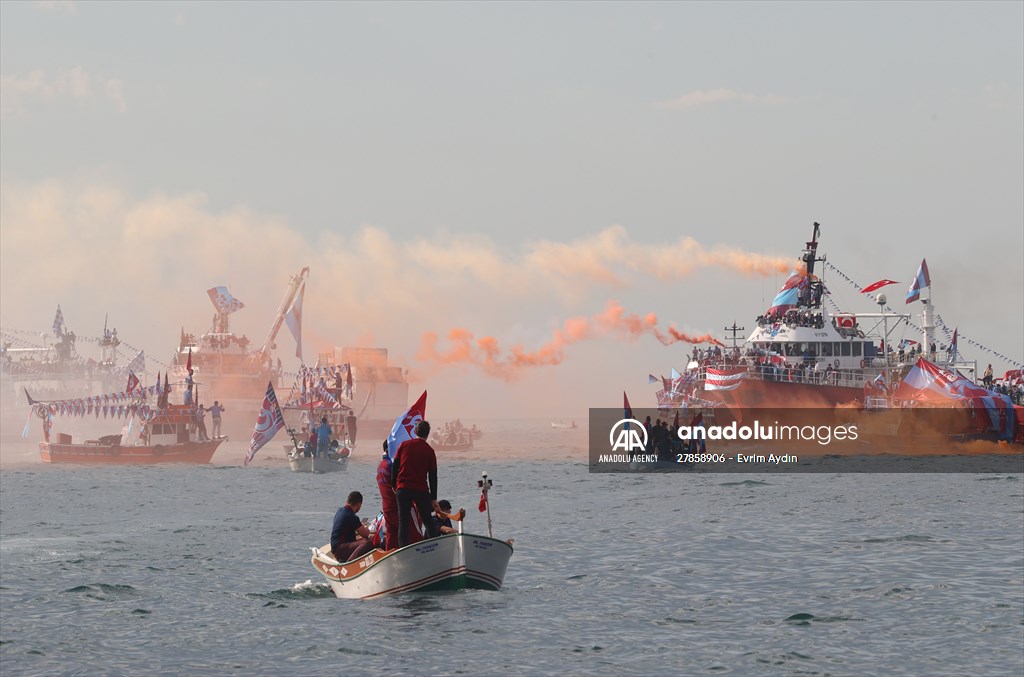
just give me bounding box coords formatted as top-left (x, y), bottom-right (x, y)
top-left (311, 533), bottom-right (513, 599)
top-left (39, 438), bottom-right (224, 464)
top-left (288, 455), bottom-right (348, 473)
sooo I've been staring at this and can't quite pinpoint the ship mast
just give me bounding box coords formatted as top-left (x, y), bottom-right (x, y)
top-left (256, 267), bottom-right (310, 365)
top-left (802, 222), bottom-right (823, 276)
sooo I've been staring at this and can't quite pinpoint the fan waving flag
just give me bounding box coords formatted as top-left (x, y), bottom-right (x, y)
top-left (284, 282), bottom-right (305, 362)
top-left (386, 390), bottom-right (427, 461)
top-left (861, 279), bottom-right (899, 294)
top-left (246, 382), bottom-right (285, 465)
top-left (206, 286), bottom-right (245, 314)
top-left (905, 259), bottom-right (931, 304)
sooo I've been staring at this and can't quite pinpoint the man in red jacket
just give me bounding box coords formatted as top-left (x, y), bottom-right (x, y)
top-left (376, 441), bottom-right (400, 550)
top-left (392, 420), bottom-right (440, 548)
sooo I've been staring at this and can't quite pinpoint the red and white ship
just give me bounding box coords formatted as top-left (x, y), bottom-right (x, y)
top-left (173, 268), bottom-right (309, 439)
top-left (29, 393), bottom-right (223, 465)
top-left (673, 223), bottom-right (1022, 441)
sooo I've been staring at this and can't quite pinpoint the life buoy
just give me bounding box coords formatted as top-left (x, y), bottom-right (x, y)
top-left (860, 359), bottom-right (866, 369)
top-left (834, 359), bottom-right (840, 369)
top-left (857, 330), bottom-right (865, 338)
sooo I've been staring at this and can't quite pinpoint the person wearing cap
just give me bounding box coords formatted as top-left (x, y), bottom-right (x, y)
top-left (376, 441), bottom-right (400, 550)
top-left (431, 500), bottom-right (462, 536)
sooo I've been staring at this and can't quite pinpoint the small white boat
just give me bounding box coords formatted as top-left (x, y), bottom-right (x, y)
top-left (310, 532), bottom-right (513, 599)
top-left (550, 421), bottom-right (577, 429)
top-left (288, 452), bottom-right (348, 473)
top-left (311, 471), bottom-right (511, 599)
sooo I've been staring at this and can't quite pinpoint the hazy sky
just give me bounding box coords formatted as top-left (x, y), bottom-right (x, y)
top-left (2, 1), bottom-right (1021, 419)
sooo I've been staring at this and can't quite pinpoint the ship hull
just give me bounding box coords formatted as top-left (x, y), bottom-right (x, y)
top-left (704, 379), bottom-right (864, 409)
top-left (39, 438), bottom-right (223, 464)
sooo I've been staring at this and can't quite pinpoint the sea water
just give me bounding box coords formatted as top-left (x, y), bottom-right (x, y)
top-left (1, 420), bottom-right (1022, 676)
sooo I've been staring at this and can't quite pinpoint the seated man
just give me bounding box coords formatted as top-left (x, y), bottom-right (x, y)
top-left (330, 491), bottom-right (376, 563)
top-left (431, 499), bottom-right (462, 536)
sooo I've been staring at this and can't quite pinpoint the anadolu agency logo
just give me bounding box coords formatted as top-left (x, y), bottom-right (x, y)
top-left (608, 419), bottom-right (648, 453)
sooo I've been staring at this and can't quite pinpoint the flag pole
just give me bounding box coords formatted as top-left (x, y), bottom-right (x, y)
top-left (478, 471), bottom-right (493, 538)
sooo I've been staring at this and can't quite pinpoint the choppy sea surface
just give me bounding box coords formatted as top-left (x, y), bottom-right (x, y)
top-left (1, 419), bottom-right (1022, 676)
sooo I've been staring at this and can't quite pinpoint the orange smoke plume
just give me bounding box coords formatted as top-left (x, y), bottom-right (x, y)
top-left (416, 300), bottom-right (722, 380)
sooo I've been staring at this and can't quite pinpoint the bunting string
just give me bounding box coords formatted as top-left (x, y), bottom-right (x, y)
top-left (823, 261), bottom-right (1022, 369)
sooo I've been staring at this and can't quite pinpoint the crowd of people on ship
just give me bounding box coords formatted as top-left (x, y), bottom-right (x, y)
top-left (757, 309), bottom-right (826, 329)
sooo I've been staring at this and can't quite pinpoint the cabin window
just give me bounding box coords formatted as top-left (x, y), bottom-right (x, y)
top-left (820, 343), bottom-right (833, 357)
top-left (800, 342), bottom-right (818, 357)
top-left (841, 342), bottom-right (851, 357)
top-left (852, 342), bottom-right (862, 357)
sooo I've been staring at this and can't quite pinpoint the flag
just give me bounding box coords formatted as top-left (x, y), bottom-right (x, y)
top-left (672, 409), bottom-right (680, 429)
top-left (950, 327), bottom-right (958, 360)
top-left (386, 390), bottom-right (427, 461)
top-left (690, 411), bottom-right (705, 453)
top-left (478, 489), bottom-right (488, 513)
top-left (186, 348), bottom-right (192, 373)
top-left (206, 286), bottom-right (245, 314)
top-left (246, 382), bottom-right (286, 465)
top-left (648, 374), bottom-right (658, 384)
top-left (125, 370), bottom-right (140, 395)
top-left (52, 305), bottom-right (64, 337)
top-left (905, 259), bottom-right (931, 304)
top-left (284, 282), bottom-right (305, 362)
top-left (897, 339), bottom-right (919, 350)
top-left (671, 368), bottom-right (681, 381)
top-left (861, 279), bottom-right (899, 294)
top-left (623, 391), bottom-right (633, 424)
top-left (164, 371), bottom-right (170, 395)
top-left (705, 367), bottom-right (747, 391)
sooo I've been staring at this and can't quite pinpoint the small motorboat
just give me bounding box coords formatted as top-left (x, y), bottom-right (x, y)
top-left (311, 531), bottom-right (513, 599)
top-left (310, 471), bottom-right (512, 599)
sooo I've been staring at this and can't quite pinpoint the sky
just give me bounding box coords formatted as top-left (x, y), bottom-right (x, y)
top-left (1, 1), bottom-right (1022, 420)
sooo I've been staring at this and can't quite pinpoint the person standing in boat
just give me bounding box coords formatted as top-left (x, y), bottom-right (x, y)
top-left (194, 402), bottom-right (210, 441)
top-left (376, 441), bottom-right (399, 550)
top-left (183, 369), bottom-right (195, 405)
top-left (392, 420), bottom-right (440, 548)
top-left (205, 400), bottom-right (225, 438)
top-left (330, 491), bottom-right (375, 563)
top-left (316, 416), bottom-right (331, 458)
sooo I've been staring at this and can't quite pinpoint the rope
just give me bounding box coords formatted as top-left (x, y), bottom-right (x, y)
top-left (823, 262), bottom-right (1022, 369)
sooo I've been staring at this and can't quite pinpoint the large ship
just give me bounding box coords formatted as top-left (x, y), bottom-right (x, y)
top-left (669, 223), bottom-right (1022, 441)
top-left (172, 267), bottom-right (308, 439)
top-left (1, 313), bottom-right (142, 442)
